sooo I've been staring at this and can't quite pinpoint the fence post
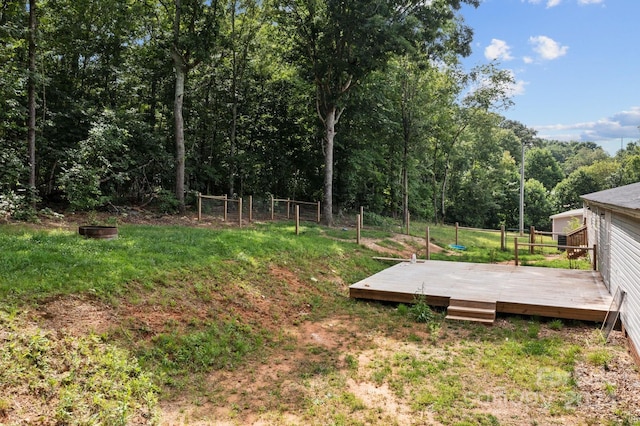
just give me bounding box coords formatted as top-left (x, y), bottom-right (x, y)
top-left (406, 212), bottom-right (410, 235)
top-left (271, 195), bottom-right (274, 221)
top-left (426, 226), bottom-right (431, 260)
top-left (223, 194), bottom-right (228, 222)
top-left (248, 195), bottom-right (253, 223)
top-left (197, 192), bottom-right (202, 221)
top-left (500, 225), bottom-right (505, 251)
top-left (287, 198), bottom-right (291, 220)
top-left (529, 226), bottom-right (535, 254)
top-left (317, 201), bottom-right (321, 223)
top-left (514, 238), bottom-right (519, 266)
top-left (455, 222), bottom-right (459, 246)
top-left (593, 243), bottom-right (597, 271)
top-left (238, 198), bottom-right (243, 228)
top-left (356, 214), bottom-right (361, 245)
top-left (360, 206), bottom-right (364, 229)
top-left (295, 205), bottom-right (300, 235)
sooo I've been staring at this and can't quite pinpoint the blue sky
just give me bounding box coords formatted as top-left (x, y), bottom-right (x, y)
top-left (460, 0), bottom-right (640, 154)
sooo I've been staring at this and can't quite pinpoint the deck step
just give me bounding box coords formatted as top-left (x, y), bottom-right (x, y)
top-left (446, 299), bottom-right (496, 324)
top-left (445, 315), bottom-right (495, 324)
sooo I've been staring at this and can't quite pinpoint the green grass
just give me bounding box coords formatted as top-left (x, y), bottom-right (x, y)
top-left (0, 219), bottom-right (629, 425)
top-left (0, 222), bottom-right (383, 304)
top-left (0, 310), bottom-right (158, 424)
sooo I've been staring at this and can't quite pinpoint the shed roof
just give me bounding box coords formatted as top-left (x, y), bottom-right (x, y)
top-left (550, 208), bottom-right (584, 220)
top-left (581, 182), bottom-right (640, 212)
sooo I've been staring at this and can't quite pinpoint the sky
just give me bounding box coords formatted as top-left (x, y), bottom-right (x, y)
top-left (459, 0), bottom-right (640, 154)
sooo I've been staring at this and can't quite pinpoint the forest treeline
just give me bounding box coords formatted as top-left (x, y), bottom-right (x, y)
top-left (1, 0), bottom-right (639, 230)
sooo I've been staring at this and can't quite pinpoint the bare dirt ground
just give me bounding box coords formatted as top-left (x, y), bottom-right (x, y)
top-left (10, 213), bottom-right (640, 425)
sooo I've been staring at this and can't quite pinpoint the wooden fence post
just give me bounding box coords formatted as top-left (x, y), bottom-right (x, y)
top-left (406, 212), bottom-right (410, 235)
top-left (197, 192), bottom-right (202, 221)
top-left (238, 198), bottom-right (243, 228)
top-left (455, 222), bottom-right (459, 246)
top-left (287, 198), bottom-right (291, 220)
top-left (295, 205), bottom-right (300, 235)
top-left (223, 194), bottom-right (228, 222)
top-left (500, 225), bottom-right (505, 251)
top-left (248, 195), bottom-right (253, 223)
top-left (426, 226), bottom-right (431, 260)
top-left (271, 195), bottom-right (274, 221)
top-left (360, 206), bottom-right (364, 228)
top-left (529, 226), bottom-right (535, 254)
top-left (317, 201), bottom-right (321, 223)
top-left (514, 238), bottom-right (519, 266)
top-left (356, 214), bottom-right (361, 245)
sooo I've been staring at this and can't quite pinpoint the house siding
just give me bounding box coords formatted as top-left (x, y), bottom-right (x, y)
top-left (610, 213), bottom-right (640, 353)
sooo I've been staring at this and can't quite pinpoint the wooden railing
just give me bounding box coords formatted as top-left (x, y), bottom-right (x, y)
top-left (566, 225), bottom-right (588, 259)
top-left (514, 238), bottom-right (597, 270)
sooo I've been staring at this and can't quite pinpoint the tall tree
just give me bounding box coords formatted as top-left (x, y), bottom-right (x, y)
top-left (278, 0), bottom-right (479, 225)
top-left (166, 0), bottom-right (221, 211)
top-left (27, 0), bottom-right (37, 207)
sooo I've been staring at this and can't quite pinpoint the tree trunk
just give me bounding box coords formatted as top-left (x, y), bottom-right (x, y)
top-left (172, 0), bottom-right (185, 212)
top-left (173, 60), bottom-right (186, 212)
top-left (27, 0), bottom-right (37, 207)
top-left (322, 107), bottom-right (337, 226)
top-left (402, 138), bottom-right (408, 226)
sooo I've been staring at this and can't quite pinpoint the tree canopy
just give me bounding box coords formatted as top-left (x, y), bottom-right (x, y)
top-left (1, 0), bottom-right (638, 230)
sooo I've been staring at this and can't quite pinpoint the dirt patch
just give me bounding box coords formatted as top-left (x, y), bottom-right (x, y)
top-left (360, 233), bottom-right (443, 259)
top-left (37, 295), bottom-right (116, 337)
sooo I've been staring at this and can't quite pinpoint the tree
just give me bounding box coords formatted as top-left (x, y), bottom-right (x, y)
top-left (524, 147), bottom-right (564, 191)
top-left (27, 0), bottom-right (37, 207)
top-left (524, 178), bottom-right (552, 230)
top-left (278, 0), bottom-right (479, 225)
top-left (432, 64), bottom-right (515, 223)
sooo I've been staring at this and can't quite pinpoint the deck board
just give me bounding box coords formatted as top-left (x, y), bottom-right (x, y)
top-left (349, 260), bottom-right (612, 321)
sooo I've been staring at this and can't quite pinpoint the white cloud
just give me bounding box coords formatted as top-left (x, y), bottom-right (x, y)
top-left (523, 0), bottom-right (561, 7)
top-left (485, 39), bottom-right (514, 61)
top-left (523, 56), bottom-right (534, 64)
top-left (578, 0), bottom-right (604, 5)
top-left (534, 107), bottom-right (640, 149)
top-left (529, 36), bottom-right (569, 60)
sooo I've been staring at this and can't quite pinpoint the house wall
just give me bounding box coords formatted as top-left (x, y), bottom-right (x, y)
top-left (610, 213), bottom-right (640, 359)
top-left (551, 214), bottom-right (583, 241)
top-left (586, 204), bottom-right (640, 366)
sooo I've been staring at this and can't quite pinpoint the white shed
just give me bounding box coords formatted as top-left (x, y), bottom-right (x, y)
top-left (549, 208), bottom-right (585, 241)
top-left (582, 182), bottom-right (640, 366)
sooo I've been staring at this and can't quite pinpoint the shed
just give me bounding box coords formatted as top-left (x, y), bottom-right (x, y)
top-left (582, 182), bottom-right (640, 365)
top-left (549, 208), bottom-right (585, 241)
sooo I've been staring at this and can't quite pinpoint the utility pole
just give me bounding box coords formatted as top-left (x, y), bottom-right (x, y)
top-left (519, 141), bottom-right (525, 237)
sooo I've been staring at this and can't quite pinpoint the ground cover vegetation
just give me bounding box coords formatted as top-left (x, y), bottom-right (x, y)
top-left (2, 0), bottom-right (640, 230)
top-left (1, 218), bottom-right (639, 424)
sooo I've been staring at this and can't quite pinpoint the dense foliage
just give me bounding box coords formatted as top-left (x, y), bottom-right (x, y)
top-left (1, 0), bottom-right (639, 229)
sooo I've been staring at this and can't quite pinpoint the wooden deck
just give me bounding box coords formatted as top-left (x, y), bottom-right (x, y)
top-left (349, 260), bottom-right (612, 322)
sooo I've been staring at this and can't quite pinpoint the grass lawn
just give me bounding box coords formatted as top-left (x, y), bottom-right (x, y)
top-left (0, 218), bottom-right (637, 425)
